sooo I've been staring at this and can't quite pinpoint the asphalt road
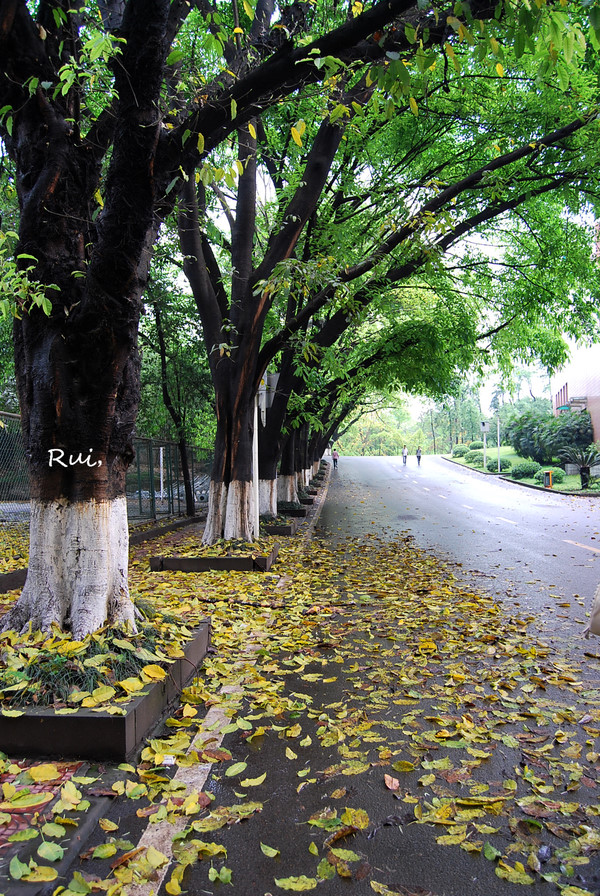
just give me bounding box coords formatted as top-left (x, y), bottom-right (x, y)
top-left (319, 454), bottom-right (600, 652)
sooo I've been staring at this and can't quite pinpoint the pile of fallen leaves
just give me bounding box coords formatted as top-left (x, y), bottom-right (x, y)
top-left (0, 613), bottom-right (196, 711)
top-left (0, 523), bottom-right (28, 575)
top-left (2, 523), bottom-right (600, 895)
top-left (151, 533), bottom-right (279, 559)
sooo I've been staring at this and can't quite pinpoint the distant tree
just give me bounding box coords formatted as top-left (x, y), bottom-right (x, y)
top-left (505, 408), bottom-right (593, 464)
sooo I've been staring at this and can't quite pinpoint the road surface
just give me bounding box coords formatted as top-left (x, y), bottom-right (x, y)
top-left (318, 454), bottom-right (600, 650)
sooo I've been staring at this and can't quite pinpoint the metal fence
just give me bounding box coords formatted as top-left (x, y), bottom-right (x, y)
top-left (0, 411), bottom-right (212, 526)
top-left (127, 438), bottom-right (212, 520)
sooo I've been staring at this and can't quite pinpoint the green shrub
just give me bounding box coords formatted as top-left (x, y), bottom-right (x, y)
top-left (464, 449), bottom-right (483, 464)
top-left (505, 408), bottom-right (593, 465)
top-left (452, 445), bottom-right (468, 457)
top-left (469, 440), bottom-right (484, 450)
top-left (534, 467), bottom-right (565, 484)
top-left (487, 457), bottom-right (511, 473)
top-left (510, 460), bottom-right (542, 480)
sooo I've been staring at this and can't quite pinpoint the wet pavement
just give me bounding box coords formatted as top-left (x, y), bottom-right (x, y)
top-left (3, 458), bottom-right (600, 896)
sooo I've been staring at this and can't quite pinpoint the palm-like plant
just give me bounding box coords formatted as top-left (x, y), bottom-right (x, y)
top-left (559, 445), bottom-right (600, 489)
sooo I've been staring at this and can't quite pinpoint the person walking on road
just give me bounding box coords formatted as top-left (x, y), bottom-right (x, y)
top-left (402, 445), bottom-right (408, 465)
top-left (416, 446), bottom-right (422, 466)
top-left (332, 448), bottom-right (339, 469)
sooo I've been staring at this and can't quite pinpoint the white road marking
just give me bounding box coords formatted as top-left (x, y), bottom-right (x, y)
top-left (564, 539), bottom-right (600, 555)
top-left (438, 494), bottom-right (447, 500)
top-left (462, 504), bottom-right (473, 510)
top-left (497, 516), bottom-right (518, 525)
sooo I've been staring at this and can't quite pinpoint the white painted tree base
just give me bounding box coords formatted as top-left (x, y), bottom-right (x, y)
top-left (259, 479), bottom-right (277, 517)
top-left (1, 497), bottom-right (135, 638)
top-left (277, 474), bottom-right (298, 504)
top-left (203, 480), bottom-right (255, 544)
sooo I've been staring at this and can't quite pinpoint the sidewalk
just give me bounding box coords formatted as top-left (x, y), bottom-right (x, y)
top-left (3, 464), bottom-right (600, 896)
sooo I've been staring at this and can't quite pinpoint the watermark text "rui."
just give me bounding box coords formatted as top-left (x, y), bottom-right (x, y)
top-left (48, 449), bottom-right (102, 468)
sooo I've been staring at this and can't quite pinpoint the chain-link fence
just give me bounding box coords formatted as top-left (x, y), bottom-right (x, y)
top-left (0, 412), bottom-right (30, 525)
top-left (0, 411), bottom-right (212, 526)
top-left (127, 439), bottom-right (212, 520)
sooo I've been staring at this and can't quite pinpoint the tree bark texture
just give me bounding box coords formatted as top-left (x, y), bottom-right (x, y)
top-left (1, 0), bottom-right (170, 633)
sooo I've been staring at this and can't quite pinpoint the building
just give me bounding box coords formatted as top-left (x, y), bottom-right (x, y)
top-left (551, 343), bottom-right (600, 440)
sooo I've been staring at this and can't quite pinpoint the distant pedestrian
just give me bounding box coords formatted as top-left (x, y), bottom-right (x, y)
top-left (402, 445), bottom-right (408, 465)
top-left (332, 448), bottom-right (339, 469)
top-left (416, 446), bottom-right (422, 466)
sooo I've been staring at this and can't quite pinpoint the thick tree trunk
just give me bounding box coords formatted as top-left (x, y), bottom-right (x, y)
top-left (3, 497), bottom-right (134, 638)
top-left (203, 479), bottom-right (255, 542)
top-left (259, 479), bottom-right (278, 516)
top-left (278, 429), bottom-right (299, 504)
top-left (278, 475), bottom-right (299, 503)
top-left (0, 0), bottom-right (172, 636)
top-left (202, 371), bottom-right (256, 543)
top-left (258, 410), bottom-right (281, 517)
top-left (3, 282), bottom-right (143, 635)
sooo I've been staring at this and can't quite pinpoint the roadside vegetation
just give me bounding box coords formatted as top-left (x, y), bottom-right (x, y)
top-left (447, 407), bottom-right (600, 493)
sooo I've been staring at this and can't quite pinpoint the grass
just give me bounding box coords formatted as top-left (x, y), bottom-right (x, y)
top-left (0, 600), bottom-right (196, 711)
top-left (447, 446), bottom-right (600, 493)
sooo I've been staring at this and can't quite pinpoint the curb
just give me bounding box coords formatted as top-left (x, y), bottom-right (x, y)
top-left (441, 455), bottom-right (600, 498)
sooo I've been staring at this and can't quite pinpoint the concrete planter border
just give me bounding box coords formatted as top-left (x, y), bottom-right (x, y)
top-left (150, 544), bottom-right (279, 573)
top-left (0, 516), bottom-right (203, 595)
top-left (280, 505), bottom-right (308, 518)
top-left (262, 519), bottom-right (300, 536)
top-left (0, 621), bottom-right (211, 761)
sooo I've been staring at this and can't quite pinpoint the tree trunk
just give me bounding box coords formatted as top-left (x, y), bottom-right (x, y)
top-left (278, 430), bottom-right (299, 504)
top-left (0, 0), bottom-right (167, 635)
top-left (3, 290), bottom-right (142, 636)
top-left (154, 302), bottom-right (196, 517)
top-left (258, 393), bottom-right (288, 516)
top-left (5, 497), bottom-right (134, 638)
top-left (259, 479), bottom-right (278, 517)
top-left (178, 438), bottom-right (196, 517)
top-left (202, 370), bottom-right (256, 543)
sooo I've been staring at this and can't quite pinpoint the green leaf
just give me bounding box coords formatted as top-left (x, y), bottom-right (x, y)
top-left (42, 822), bottom-right (66, 838)
top-left (317, 858), bottom-right (335, 880)
top-left (67, 872), bottom-right (93, 895)
top-left (37, 841), bottom-right (65, 862)
top-left (225, 761), bottom-right (247, 777)
top-left (9, 855), bottom-right (30, 880)
top-left (329, 847), bottom-right (361, 862)
top-left (260, 842), bottom-right (280, 858)
top-left (274, 876), bottom-right (318, 891)
top-left (166, 49), bottom-right (184, 65)
top-left (209, 866), bottom-right (232, 883)
top-left (92, 843), bottom-right (118, 859)
top-left (8, 828), bottom-right (39, 842)
top-left (483, 842), bottom-right (502, 861)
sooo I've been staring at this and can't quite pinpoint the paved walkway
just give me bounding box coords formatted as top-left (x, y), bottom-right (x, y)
top-left (3, 462), bottom-right (600, 896)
